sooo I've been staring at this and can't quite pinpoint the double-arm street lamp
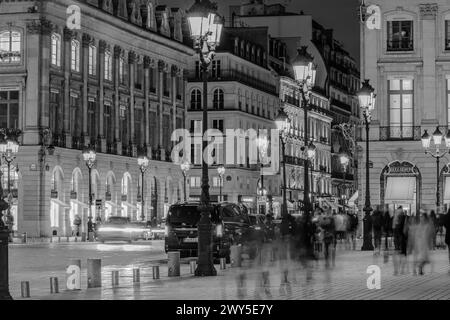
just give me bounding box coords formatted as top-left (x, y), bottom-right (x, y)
top-left (421, 127), bottom-right (450, 213)
top-left (187, 0), bottom-right (223, 277)
top-left (180, 160), bottom-right (191, 202)
top-left (82, 147), bottom-right (97, 222)
top-left (217, 165), bottom-right (225, 203)
top-left (138, 155), bottom-right (150, 221)
top-left (357, 79), bottom-right (376, 251)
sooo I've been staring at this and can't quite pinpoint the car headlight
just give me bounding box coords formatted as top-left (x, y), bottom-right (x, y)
top-left (215, 224), bottom-right (223, 238)
top-left (164, 225), bottom-right (170, 237)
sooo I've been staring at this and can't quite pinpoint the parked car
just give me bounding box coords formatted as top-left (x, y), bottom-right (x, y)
top-left (96, 217), bottom-right (151, 243)
top-left (164, 202), bottom-right (253, 261)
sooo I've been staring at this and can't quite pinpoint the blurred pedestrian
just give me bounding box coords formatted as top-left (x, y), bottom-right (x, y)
top-left (429, 210), bottom-right (438, 250)
top-left (347, 212), bottom-right (358, 250)
top-left (444, 209), bottom-right (450, 271)
top-left (372, 205), bottom-right (383, 255)
top-left (73, 214), bottom-right (81, 236)
top-left (383, 209), bottom-right (392, 250)
top-left (392, 206), bottom-right (406, 275)
top-left (412, 212), bottom-right (433, 275)
top-left (87, 217), bottom-right (94, 241)
top-left (320, 208), bottom-right (336, 268)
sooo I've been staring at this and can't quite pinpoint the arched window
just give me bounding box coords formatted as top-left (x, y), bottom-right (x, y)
top-left (88, 44), bottom-right (97, 75)
top-left (71, 39), bottom-right (80, 72)
top-left (104, 49), bottom-right (112, 81)
top-left (213, 88), bottom-right (224, 109)
top-left (190, 89), bottom-right (201, 110)
top-left (0, 30), bottom-right (21, 63)
top-left (51, 33), bottom-right (61, 67)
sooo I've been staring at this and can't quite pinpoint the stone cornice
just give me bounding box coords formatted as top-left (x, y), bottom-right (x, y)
top-left (26, 18), bottom-right (53, 35)
top-left (419, 3), bottom-right (438, 20)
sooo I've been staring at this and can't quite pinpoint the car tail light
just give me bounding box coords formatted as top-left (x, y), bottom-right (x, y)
top-left (215, 224), bottom-right (223, 238)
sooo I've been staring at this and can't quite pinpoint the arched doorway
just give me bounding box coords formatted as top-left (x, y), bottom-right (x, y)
top-left (91, 169), bottom-right (101, 220)
top-left (50, 166), bottom-right (70, 236)
top-left (105, 171), bottom-right (119, 219)
top-left (380, 161), bottom-right (421, 215)
top-left (69, 168), bottom-right (86, 235)
top-left (150, 176), bottom-right (158, 224)
top-left (121, 172), bottom-right (138, 220)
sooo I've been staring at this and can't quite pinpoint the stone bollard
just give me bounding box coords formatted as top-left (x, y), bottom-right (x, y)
top-left (111, 271), bottom-right (119, 287)
top-left (220, 258), bottom-right (226, 270)
top-left (167, 251), bottom-right (180, 277)
top-left (152, 266), bottom-right (160, 280)
top-left (189, 260), bottom-right (196, 274)
top-left (21, 281), bottom-right (30, 298)
top-left (87, 259), bottom-right (102, 288)
top-left (230, 245), bottom-right (242, 268)
top-left (66, 259), bottom-right (81, 290)
top-left (133, 268), bottom-right (140, 283)
top-left (50, 277), bottom-right (59, 294)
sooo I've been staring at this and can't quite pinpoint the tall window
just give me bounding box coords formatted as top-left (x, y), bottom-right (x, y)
top-left (190, 89), bottom-right (201, 110)
top-left (149, 67), bottom-right (157, 93)
top-left (149, 111), bottom-right (157, 148)
top-left (388, 78), bottom-right (414, 139)
top-left (120, 105), bottom-right (128, 144)
top-left (134, 108), bottom-right (143, 146)
top-left (70, 93), bottom-right (81, 137)
top-left (213, 88), bottom-right (224, 109)
top-left (446, 20), bottom-right (450, 50)
top-left (88, 45), bottom-right (97, 76)
top-left (119, 55), bottom-right (125, 84)
top-left (195, 61), bottom-right (201, 79)
top-left (0, 30), bottom-right (21, 63)
top-left (0, 90), bottom-right (19, 129)
top-left (176, 76), bottom-right (183, 100)
top-left (51, 33), bottom-right (61, 67)
top-left (135, 61), bottom-right (143, 90)
top-left (212, 119), bottom-right (224, 132)
top-left (163, 72), bottom-right (170, 97)
top-left (212, 60), bottom-right (221, 78)
top-left (447, 79), bottom-right (450, 127)
top-left (162, 114), bottom-right (170, 149)
top-left (87, 98), bottom-right (97, 138)
top-left (104, 49), bottom-right (113, 81)
top-left (49, 90), bottom-right (60, 134)
top-left (104, 102), bottom-right (113, 143)
top-left (71, 39), bottom-right (80, 72)
top-left (387, 20), bottom-right (413, 51)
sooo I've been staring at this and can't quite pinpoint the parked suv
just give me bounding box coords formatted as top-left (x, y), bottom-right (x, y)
top-left (164, 202), bottom-right (252, 261)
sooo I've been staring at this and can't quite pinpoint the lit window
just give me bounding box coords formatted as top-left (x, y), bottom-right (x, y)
top-left (119, 55), bottom-right (125, 84)
top-left (190, 89), bottom-right (201, 110)
top-left (71, 39), bottom-right (80, 72)
top-left (51, 33), bottom-right (61, 67)
top-left (88, 45), bottom-right (97, 75)
top-left (213, 88), bottom-right (224, 109)
top-left (104, 49), bottom-right (112, 81)
top-left (0, 30), bottom-right (21, 63)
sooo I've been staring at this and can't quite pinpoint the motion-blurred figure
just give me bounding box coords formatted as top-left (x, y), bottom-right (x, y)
top-left (412, 212), bottom-right (433, 275)
top-left (320, 208), bottom-right (336, 268)
top-left (372, 205), bottom-right (383, 256)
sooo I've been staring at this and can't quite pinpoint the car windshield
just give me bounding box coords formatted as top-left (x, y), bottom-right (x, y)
top-left (168, 206), bottom-right (201, 227)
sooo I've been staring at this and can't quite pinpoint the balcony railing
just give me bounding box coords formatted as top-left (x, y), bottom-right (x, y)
top-left (188, 69), bottom-right (277, 95)
top-left (379, 126), bottom-right (421, 141)
top-left (284, 94), bottom-right (299, 107)
top-left (387, 39), bottom-right (414, 52)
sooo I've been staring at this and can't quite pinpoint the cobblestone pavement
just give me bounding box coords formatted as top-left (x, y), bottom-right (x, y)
top-left (18, 241), bottom-right (450, 300)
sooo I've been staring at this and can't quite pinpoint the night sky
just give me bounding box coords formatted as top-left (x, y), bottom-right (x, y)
top-left (164, 0), bottom-right (361, 65)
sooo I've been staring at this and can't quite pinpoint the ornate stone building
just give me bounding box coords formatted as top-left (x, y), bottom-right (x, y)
top-left (360, 0), bottom-right (450, 214)
top-left (0, 0), bottom-right (194, 237)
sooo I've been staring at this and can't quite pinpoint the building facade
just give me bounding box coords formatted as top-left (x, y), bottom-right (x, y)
top-left (360, 0), bottom-right (450, 214)
top-left (0, 0), bottom-right (194, 237)
top-left (186, 27), bottom-right (281, 215)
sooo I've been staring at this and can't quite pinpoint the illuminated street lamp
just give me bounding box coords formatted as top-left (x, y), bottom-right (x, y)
top-left (357, 79), bottom-right (376, 251)
top-left (82, 146), bottom-right (97, 220)
top-left (421, 126), bottom-right (450, 213)
top-left (138, 154), bottom-right (150, 221)
top-left (339, 149), bottom-right (350, 214)
top-left (292, 47), bottom-right (316, 222)
top-left (180, 160), bottom-right (191, 202)
top-left (275, 108), bottom-right (291, 224)
top-left (187, 0), bottom-right (223, 277)
top-left (217, 165), bottom-right (225, 202)
top-left (256, 134), bottom-right (268, 215)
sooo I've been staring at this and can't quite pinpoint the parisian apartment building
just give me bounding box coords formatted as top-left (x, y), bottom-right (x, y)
top-left (230, 0), bottom-right (358, 212)
top-left (0, 0), bottom-right (194, 237)
top-left (360, 0), bottom-right (450, 214)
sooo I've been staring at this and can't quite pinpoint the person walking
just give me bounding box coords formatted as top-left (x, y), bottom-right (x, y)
top-left (320, 208), bottom-right (336, 268)
top-left (392, 206), bottom-right (406, 275)
top-left (73, 214), bottom-right (81, 237)
top-left (372, 205), bottom-right (383, 256)
top-left (347, 212), bottom-right (358, 250)
top-left (87, 217), bottom-right (94, 242)
top-left (429, 210), bottom-right (438, 250)
top-left (412, 212), bottom-right (433, 275)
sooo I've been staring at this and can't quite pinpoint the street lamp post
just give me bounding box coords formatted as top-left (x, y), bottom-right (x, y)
top-left (292, 46), bottom-right (317, 221)
top-left (357, 79), bottom-right (376, 251)
top-left (217, 165), bottom-right (225, 203)
top-left (340, 149), bottom-right (350, 215)
top-left (421, 127), bottom-right (450, 213)
top-left (187, 0), bottom-right (223, 277)
top-left (180, 160), bottom-right (191, 202)
top-left (257, 134), bottom-right (268, 215)
top-left (82, 147), bottom-right (97, 224)
top-left (138, 155), bottom-right (150, 221)
top-left (275, 108), bottom-right (290, 226)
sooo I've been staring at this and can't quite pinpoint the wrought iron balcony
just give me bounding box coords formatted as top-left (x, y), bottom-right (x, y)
top-left (379, 126), bottom-right (421, 141)
top-left (387, 39), bottom-right (414, 52)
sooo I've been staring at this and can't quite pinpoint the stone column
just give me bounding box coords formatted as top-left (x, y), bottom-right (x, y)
top-left (98, 40), bottom-right (107, 152)
top-left (114, 45), bottom-right (122, 154)
top-left (82, 33), bottom-right (91, 147)
top-left (144, 56), bottom-right (151, 157)
top-left (129, 51), bottom-right (136, 155)
top-left (171, 65), bottom-right (178, 147)
top-left (63, 27), bottom-right (73, 145)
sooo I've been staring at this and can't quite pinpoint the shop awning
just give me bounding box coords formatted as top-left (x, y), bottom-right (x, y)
top-left (348, 191), bottom-right (359, 207)
top-left (385, 177), bottom-right (415, 203)
top-left (444, 178), bottom-right (450, 202)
